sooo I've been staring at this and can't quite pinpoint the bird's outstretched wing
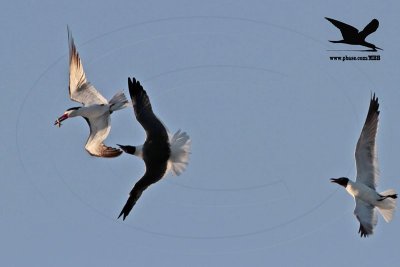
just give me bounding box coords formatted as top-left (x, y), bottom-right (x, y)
top-left (127, 77), bottom-right (169, 141)
top-left (355, 94), bottom-right (380, 190)
top-left (118, 160), bottom-right (167, 220)
top-left (354, 199), bottom-right (377, 237)
top-left (68, 28), bottom-right (108, 106)
top-left (325, 17), bottom-right (359, 40)
top-left (359, 19), bottom-right (379, 40)
top-left (83, 115), bottom-right (122, 158)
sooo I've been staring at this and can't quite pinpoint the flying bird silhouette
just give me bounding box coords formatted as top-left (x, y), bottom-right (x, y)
top-left (54, 28), bottom-right (129, 158)
top-left (117, 77), bottom-right (191, 220)
top-left (331, 94), bottom-right (397, 237)
top-left (325, 17), bottom-right (382, 51)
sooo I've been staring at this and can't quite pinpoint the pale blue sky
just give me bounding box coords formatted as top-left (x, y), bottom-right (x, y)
top-left (1, 1), bottom-right (400, 266)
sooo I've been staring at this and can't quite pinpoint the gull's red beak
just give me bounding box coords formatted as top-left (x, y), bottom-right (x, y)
top-left (54, 113), bottom-right (69, 127)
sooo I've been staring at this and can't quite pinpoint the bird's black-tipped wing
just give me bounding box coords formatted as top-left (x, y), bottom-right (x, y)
top-left (118, 160), bottom-right (168, 220)
top-left (355, 94), bottom-right (380, 190)
top-left (354, 199), bottom-right (377, 237)
top-left (359, 19), bottom-right (379, 40)
top-left (127, 77), bottom-right (169, 141)
top-left (325, 17), bottom-right (359, 40)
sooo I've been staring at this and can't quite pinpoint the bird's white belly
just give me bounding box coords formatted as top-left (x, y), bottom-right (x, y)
top-left (80, 104), bottom-right (109, 118)
top-left (346, 183), bottom-right (378, 204)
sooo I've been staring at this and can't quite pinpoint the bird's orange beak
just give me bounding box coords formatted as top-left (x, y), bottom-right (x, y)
top-left (54, 114), bottom-right (69, 127)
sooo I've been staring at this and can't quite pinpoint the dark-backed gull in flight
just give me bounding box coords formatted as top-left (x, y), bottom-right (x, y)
top-left (117, 77), bottom-right (191, 220)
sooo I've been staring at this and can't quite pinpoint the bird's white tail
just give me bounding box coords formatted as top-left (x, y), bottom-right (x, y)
top-left (376, 189), bottom-right (397, 223)
top-left (109, 91), bottom-right (129, 112)
top-left (167, 130), bottom-right (191, 176)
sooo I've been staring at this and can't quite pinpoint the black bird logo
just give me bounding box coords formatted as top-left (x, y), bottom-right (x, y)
top-left (325, 17), bottom-right (382, 51)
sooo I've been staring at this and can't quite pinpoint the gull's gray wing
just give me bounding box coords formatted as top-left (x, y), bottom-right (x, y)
top-left (354, 198), bottom-right (377, 237)
top-left (355, 94), bottom-right (379, 190)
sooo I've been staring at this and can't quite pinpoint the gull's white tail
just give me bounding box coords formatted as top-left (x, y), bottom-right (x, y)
top-left (376, 189), bottom-right (397, 223)
top-left (109, 91), bottom-right (129, 112)
top-left (167, 130), bottom-right (191, 176)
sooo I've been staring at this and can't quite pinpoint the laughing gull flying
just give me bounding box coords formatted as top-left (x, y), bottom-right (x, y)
top-left (325, 17), bottom-right (382, 51)
top-left (331, 94), bottom-right (397, 237)
top-left (55, 28), bottom-right (129, 158)
top-left (117, 77), bottom-right (191, 220)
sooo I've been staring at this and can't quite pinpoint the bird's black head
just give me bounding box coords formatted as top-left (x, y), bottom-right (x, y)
top-left (117, 144), bottom-right (136, 155)
top-left (66, 107), bottom-right (81, 111)
top-left (330, 177), bottom-right (349, 187)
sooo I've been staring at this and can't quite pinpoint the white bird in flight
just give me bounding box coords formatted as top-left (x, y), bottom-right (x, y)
top-left (117, 77), bottom-right (191, 220)
top-left (55, 28), bottom-right (129, 158)
top-left (331, 94), bottom-right (397, 237)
